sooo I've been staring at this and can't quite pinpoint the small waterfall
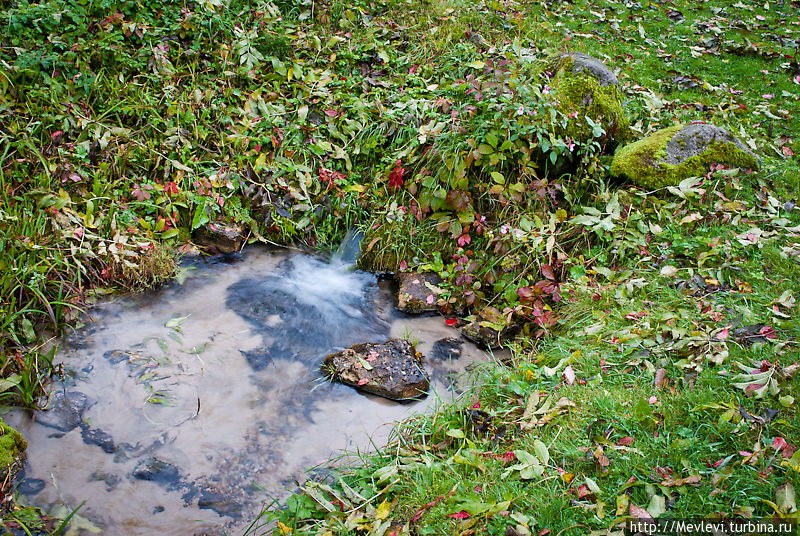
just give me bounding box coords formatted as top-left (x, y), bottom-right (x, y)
top-left (330, 228), bottom-right (364, 267)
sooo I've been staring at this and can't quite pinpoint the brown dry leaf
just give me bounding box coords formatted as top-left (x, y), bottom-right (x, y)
top-left (661, 475), bottom-right (702, 487)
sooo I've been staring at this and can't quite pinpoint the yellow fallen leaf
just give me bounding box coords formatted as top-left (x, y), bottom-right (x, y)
top-left (375, 499), bottom-right (393, 520)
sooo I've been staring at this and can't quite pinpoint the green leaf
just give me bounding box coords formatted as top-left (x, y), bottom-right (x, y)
top-left (0, 374), bottom-right (21, 393)
top-left (532, 440), bottom-right (549, 465)
top-left (191, 200), bottom-right (209, 230)
top-left (775, 483), bottom-right (796, 514)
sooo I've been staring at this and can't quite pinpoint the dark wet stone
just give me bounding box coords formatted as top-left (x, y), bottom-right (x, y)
top-left (461, 321), bottom-right (518, 349)
top-left (132, 457), bottom-right (181, 486)
top-left (431, 337), bottom-right (463, 360)
top-left (36, 390), bottom-right (88, 432)
top-left (192, 221), bottom-right (245, 254)
top-left (396, 272), bottom-right (442, 314)
top-left (91, 471), bottom-right (120, 490)
top-left (322, 339), bottom-right (429, 401)
top-left (198, 489), bottom-right (243, 518)
top-left (17, 478), bottom-right (45, 496)
top-left (81, 426), bottom-right (116, 454)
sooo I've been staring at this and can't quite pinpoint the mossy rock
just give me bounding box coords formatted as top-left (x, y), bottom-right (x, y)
top-left (0, 418), bottom-right (27, 491)
top-left (610, 124), bottom-right (761, 190)
top-left (543, 52), bottom-right (631, 146)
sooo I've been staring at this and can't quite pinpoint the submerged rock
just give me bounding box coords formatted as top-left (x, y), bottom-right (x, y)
top-left (132, 457), bottom-right (182, 486)
top-left (226, 255), bottom-right (390, 368)
top-left (36, 390), bottom-right (88, 432)
top-left (81, 426), bottom-right (116, 454)
top-left (322, 339), bottom-right (429, 401)
top-left (431, 337), bottom-right (464, 360)
top-left (611, 123), bottom-right (760, 190)
top-left (192, 221), bottom-right (246, 254)
top-left (397, 272), bottom-right (442, 314)
top-left (17, 478), bottom-right (45, 496)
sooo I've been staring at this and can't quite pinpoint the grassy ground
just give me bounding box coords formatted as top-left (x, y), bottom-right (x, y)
top-left (1, 0), bottom-right (799, 533)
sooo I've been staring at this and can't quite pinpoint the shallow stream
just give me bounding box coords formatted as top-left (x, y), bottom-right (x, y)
top-left (6, 247), bottom-right (496, 535)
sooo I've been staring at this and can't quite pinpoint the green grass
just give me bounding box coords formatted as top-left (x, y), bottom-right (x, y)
top-left (1, 0), bottom-right (799, 532)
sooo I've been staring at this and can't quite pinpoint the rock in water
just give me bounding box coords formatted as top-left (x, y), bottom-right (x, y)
top-left (397, 272), bottom-right (442, 314)
top-left (132, 457), bottom-right (182, 486)
top-left (322, 339), bottom-right (430, 401)
top-left (192, 221), bottom-right (245, 254)
top-left (36, 390), bottom-right (88, 432)
top-left (611, 123), bottom-right (760, 190)
top-left (460, 320), bottom-right (519, 349)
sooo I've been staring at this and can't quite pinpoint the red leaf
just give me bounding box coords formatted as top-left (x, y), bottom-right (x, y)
top-left (447, 511), bottom-right (471, 519)
top-left (457, 233), bottom-right (471, 247)
top-left (398, 260), bottom-right (408, 271)
top-left (772, 437), bottom-right (788, 451)
top-left (471, 401), bottom-right (480, 409)
top-left (387, 160), bottom-right (405, 190)
top-left (516, 286), bottom-right (534, 300)
top-left (617, 436), bottom-right (635, 447)
top-left (759, 325), bottom-right (778, 339)
top-left (541, 264), bottom-right (555, 280)
top-left (357, 378), bottom-right (369, 386)
top-left (324, 109), bottom-right (340, 117)
top-left (445, 318), bottom-right (458, 327)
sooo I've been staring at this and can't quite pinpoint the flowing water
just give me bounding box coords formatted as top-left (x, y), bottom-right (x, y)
top-left (6, 246), bottom-right (497, 535)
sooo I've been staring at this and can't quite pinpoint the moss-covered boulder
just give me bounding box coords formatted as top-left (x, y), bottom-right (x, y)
top-left (610, 124), bottom-right (761, 190)
top-left (544, 52), bottom-right (630, 146)
top-left (0, 418), bottom-right (27, 492)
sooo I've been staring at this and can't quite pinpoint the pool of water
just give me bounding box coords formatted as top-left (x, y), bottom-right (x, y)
top-left (6, 247), bottom-right (497, 535)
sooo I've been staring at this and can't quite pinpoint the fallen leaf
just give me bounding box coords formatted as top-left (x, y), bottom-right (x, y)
top-left (447, 510), bottom-right (471, 519)
top-left (776, 482), bottom-right (796, 513)
top-left (660, 265), bottom-right (679, 277)
top-left (617, 436), bottom-right (635, 447)
top-left (563, 365), bottom-right (576, 385)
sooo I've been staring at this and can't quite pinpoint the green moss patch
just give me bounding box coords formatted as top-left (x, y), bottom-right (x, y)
top-left (611, 124), bottom-right (761, 190)
top-left (545, 53), bottom-right (631, 145)
top-left (0, 419), bottom-right (26, 471)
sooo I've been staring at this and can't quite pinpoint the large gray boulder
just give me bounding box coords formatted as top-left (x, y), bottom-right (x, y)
top-left (611, 123), bottom-right (760, 190)
top-left (322, 339), bottom-right (429, 401)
